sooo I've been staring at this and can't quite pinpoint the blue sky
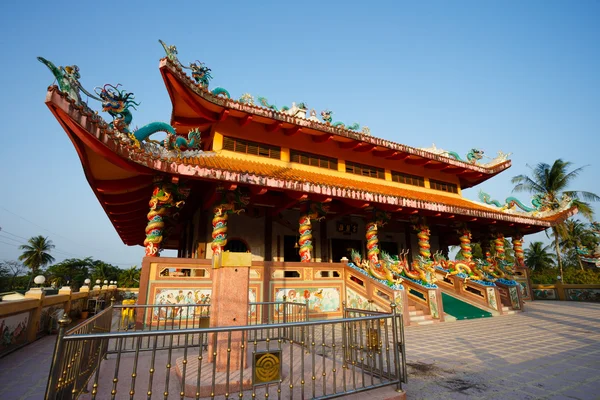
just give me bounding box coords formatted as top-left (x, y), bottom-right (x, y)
top-left (0, 1), bottom-right (598, 268)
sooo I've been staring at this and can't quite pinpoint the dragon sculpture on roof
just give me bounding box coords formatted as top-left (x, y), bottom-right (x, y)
top-left (37, 57), bottom-right (102, 105)
top-left (95, 83), bottom-right (201, 152)
top-left (159, 40), bottom-right (230, 98)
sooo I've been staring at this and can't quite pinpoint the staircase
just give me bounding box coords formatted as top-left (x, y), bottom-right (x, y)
top-left (441, 292), bottom-right (493, 320)
top-left (408, 304), bottom-right (438, 326)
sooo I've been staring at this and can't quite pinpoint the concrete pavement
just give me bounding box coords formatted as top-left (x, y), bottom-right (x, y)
top-left (0, 300), bottom-right (598, 399)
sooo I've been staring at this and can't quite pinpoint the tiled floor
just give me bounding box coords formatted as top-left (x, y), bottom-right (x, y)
top-left (1, 300), bottom-right (599, 399)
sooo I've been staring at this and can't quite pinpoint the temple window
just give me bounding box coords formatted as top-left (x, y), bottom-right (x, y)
top-left (430, 179), bottom-right (458, 194)
top-left (316, 270), bottom-right (341, 278)
top-left (345, 161), bottom-right (385, 179)
top-left (290, 150), bottom-right (338, 170)
top-left (391, 171), bottom-right (425, 187)
top-left (223, 137), bottom-right (281, 160)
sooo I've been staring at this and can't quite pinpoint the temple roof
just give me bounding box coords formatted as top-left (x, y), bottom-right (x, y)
top-left (160, 58), bottom-right (511, 189)
top-left (44, 86), bottom-right (577, 247)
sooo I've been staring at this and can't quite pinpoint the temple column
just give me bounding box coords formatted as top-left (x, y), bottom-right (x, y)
top-left (512, 234), bottom-right (524, 267)
top-left (457, 225), bottom-right (473, 261)
top-left (298, 200), bottom-right (328, 262)
top-left (365, 209), bottom-right (390, 265)
top-left (412, 219), bottom-right (432, 260)
top-left (494, 232), bottom-right (505, 261)
top-left (144, 179), bottom-right (189, 257)
top-left (210, 188), bottom-right (249, 265)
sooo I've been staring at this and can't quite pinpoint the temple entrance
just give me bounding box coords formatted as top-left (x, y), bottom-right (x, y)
top-left (224, 238), bottom-right (249, 253)
top-left (283, 235), bottom-right (301, 262)
top-left (331, 239), bottom-right (363, 263)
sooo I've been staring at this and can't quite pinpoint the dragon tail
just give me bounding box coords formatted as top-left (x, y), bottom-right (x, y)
top-left (133, 122), bottom-right (177, 142)
top-left (445, 151), bottom-right (463, 161)
top-left (211, 87), bottom-right (230, 98)
top-left (257, 96), bottom-right (277, 110)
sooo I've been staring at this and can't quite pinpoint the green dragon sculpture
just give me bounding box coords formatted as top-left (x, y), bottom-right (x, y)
top-left (158, 39), bottom-right (230, 98)
top-left (96, 83), bottom-right (201, 151)
top-left (445, 148), bottom-right (484, 164)
top-left (319, 110), bottom-right (359, 129)
top-left (478, 190), bottom-right (546, 213)
top-left (37, 57), bottom-right (101, 105)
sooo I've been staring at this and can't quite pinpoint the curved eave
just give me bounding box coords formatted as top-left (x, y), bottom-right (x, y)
top-left (159, 58), bottom-right (511, 188)
top-left (46, 85), bottom-right (572, 240)
top-left (45, 86), bottom-right (155, 246)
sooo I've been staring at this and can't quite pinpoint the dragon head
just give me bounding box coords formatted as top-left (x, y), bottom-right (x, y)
top-left (320, 110), bottom-right (333, 123)
top-left (95, 84), bottom-right (139, 115)
top-left (189, 60), bottom-right (213, 87)
top-left (470, 148), bottom-right (484, 160)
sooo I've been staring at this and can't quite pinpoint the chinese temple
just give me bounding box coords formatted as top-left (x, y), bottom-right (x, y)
top-left (39, 40), bottom-right (577, 325)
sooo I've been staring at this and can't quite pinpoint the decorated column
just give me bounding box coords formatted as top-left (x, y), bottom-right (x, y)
top-left (298, 200), bottom-right (328, 262)
top-left (413, 219), bottom-right (432, 260)
top-left (144, 180), bottom-right (189, 256)
top-left (365, 209), bottom-right (390, 265)
top-left (210, 188), bottom-right (250, 262)
top-left (494, 232), bottom-right (505, 260)
top-left (512, 234), bottom-right (525, 267)
top-left (457, 225), bottom-right (473, 261)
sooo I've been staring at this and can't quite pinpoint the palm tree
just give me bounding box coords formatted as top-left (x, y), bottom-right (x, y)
top-left (18, 236), bottom-right (55, 288)
top-left (524, 241), bottom-right (556, 270)
top-left (560, 219), bottom-right (598, 270)
top-left (512, 159), bottom-right (600, 281)
top-left (119, 266), bottom-right (140, 288)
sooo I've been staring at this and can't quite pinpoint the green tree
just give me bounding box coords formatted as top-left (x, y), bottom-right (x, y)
top-left (90, 260), bottom-right (120, 284)
top-left (45, 258), bottom-right (92, 289)
top-left (524, 241), bottom-right (555, 271)
top-left (560, 219), bottom-right (598, 270)
top-left (119, 266), bottom-right (140, 288)
top-left (18, 235), bottom-right (55, 288)
top-left (512, 159), bottom-right (600, 282)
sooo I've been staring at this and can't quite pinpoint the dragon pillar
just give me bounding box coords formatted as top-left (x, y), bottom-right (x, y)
top-left (495, 232), bottom-right (505, 260)
top-left (144, 181), bottom-right (188, 256)
top-left (413, 220), bottom-right (431, 260)
top-left (457, 226), bottom-right (473, 261)
top-left (298, 201), bottom-right (329, 262)
top-left (365, 209), bottom-right (391, 266)
top-left (512, 234), bottom-right (525, 267)
top-left (210, 188), bottom-right (250, 258)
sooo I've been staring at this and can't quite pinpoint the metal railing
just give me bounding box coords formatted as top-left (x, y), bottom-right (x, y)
top-left (45, 302), bottom-right (405, 399)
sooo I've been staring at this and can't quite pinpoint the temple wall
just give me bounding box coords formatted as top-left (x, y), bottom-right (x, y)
top-left (138, 257), bottom-right (410, 324)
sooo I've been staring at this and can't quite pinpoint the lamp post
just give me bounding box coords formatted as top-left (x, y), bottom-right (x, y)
top-left (34, 275), bottom-right (46, 289)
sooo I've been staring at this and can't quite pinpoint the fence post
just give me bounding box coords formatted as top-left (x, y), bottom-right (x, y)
top-left (390, 302), bottom-right (403, 392)
top-left (45, 312), bottom-right (72, 400)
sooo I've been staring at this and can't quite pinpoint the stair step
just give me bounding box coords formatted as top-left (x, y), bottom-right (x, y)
top-left (415, 320), bottom-right (436, 325)
top-left (409, 310), bottom-right (424, 316)
top-left (410, 315), bottom-right (433, 322)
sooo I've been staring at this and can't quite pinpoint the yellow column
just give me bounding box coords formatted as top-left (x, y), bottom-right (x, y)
top-left (213, 132), bottom-right (224, 151)
top-left (281, 147), bottom-right (290, 162)
top-left (338, 159), bottom-right (346, 173)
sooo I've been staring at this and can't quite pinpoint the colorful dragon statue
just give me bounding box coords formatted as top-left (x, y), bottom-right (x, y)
top-left (38, 56), bottom-right (101, 105)
top-left (445, 148), bottom-right (484, 164)
top-left (298, 201), bottom-right (329, 262)
top-left (350, 249), bottom-right (397, 285)
top-left (159, 39), bottom-right (230, 98)
top-left (318, 110), bottom-right (359, 129)
top-left (211, 189), bottom-right (251, 257)
top-left (256, 97), bottom-right (309, 114)
top-left (145, 183), bottom-right (189, 256)
top-left (365, 210), bottom-right (391, 266)
top-left (394, 220), bottom-right (437, 285)
top-left (478, 190), bottom-right (547, 213)
top-left (163, 128), bottom-right (202, 151)
top-left (512, 235), bottom-right (525, 267)
top-left (96, 84), bottom-right (202, 151)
